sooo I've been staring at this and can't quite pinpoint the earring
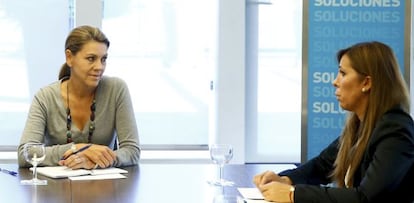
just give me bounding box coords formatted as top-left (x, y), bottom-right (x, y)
top-left (362, 88), bottom-right (366, 93)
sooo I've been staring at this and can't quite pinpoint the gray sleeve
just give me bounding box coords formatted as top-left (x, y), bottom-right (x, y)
top-left (112, 78), bottom-right (141, 167)
top-left (18, 88), bottom-right (72, 167)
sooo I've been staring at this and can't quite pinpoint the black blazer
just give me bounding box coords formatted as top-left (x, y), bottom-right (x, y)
top-left (280, 107), bottom-right (414, 203)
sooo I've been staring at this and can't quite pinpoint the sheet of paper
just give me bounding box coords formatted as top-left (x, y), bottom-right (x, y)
top-left (69, 173), bottom-right (127, 181)
top-left (34, 166), bottom-right (128, 179)
top-left (91, 167), bottom-right (128, 175)
top-left (34, 166), bottom-right (91, 178)
top-left (242, 200), bottom-right (272, 203)
top-left (238, 187), bottom-right (264, 200)
top-left (238, 188), bottom-right (276, 203)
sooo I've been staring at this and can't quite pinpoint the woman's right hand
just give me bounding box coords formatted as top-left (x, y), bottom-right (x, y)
top-left (253, 170), bottom-right (293, 187)
top-left (253, 170), bottom-right (279, 187)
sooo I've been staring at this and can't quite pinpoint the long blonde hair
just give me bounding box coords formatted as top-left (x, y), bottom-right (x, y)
top-left (331, 41), bottom-right (410, 187)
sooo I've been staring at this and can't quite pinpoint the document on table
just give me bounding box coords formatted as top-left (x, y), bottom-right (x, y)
top-left (238, 188), bottom-right (273, 203)
top-left (33, 166), bottom-right (128, 180)
top-left (69, 173), bottom-right (126, 181)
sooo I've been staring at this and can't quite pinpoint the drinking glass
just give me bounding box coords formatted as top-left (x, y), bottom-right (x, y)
top-left (208, 144), bottom-right (234, 186)
top-left (20, 143), bottom-right (47, 185)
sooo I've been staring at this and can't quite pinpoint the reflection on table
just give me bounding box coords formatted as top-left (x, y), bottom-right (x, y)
top-left (0, 163), bottom-right (296, 203)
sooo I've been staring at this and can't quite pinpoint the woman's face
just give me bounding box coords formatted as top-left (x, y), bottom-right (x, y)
top-left (66, 41), bottom-right (108, 88)
top-left (333, 54), bottom-right (368, 118)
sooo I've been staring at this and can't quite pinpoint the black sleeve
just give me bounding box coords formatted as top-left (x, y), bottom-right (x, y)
top-left (279, 138), bottom-right (339, 186)
top-left (280, 109), bottom-right (414, 203)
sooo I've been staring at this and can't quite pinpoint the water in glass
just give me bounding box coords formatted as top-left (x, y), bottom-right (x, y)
top-left (208, 144), bottom-right (235, 187)
top-left (20, 143), bottom-right (47, 185)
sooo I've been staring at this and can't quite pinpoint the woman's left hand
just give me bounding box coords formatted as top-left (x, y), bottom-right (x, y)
top-left (81, 144), bottom-right (116, 168)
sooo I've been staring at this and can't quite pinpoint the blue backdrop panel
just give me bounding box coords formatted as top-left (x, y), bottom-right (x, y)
top-left (306, 0), bottom-right (406, 160)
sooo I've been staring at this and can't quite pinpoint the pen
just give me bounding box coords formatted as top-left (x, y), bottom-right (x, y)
top-left (61, 144), bottom-right (93, 160)
top-left (0, 167), bottom-right (18, 177)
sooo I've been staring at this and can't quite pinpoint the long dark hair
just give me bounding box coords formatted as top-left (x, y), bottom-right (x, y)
top-left (58, 25), bottom-right (110, 80)
top-left (331, 41), bottom-right (410, 187)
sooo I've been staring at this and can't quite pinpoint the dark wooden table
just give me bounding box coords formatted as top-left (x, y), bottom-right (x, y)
top-left (0, 163), bottom-right (296, 203)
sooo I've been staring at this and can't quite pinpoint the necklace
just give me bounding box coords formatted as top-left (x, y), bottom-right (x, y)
top-left (66, 82), bottom-right (96, 143)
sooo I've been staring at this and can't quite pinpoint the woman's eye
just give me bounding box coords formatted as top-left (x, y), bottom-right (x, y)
top-left (87, 56), bottom-right (95, 62)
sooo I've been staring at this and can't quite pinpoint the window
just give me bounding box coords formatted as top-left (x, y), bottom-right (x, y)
top-left (102, 0), bottom-right (218, 147)
top-left (246, 0), bottom-right (302, 163)
top-left (1, 0), bottom-right (304, 164)
top-left (0, 0), bottom-right (70, 146)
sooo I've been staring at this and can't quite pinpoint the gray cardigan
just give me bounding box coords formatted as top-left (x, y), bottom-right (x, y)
top-left (18, 76), bottom-right (140, 167)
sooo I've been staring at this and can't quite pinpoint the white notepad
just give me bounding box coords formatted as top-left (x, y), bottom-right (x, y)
top-left (33, 166), bottom-right (128, 179)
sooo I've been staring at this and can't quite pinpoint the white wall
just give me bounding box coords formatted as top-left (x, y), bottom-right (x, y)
top-left (75, 0), bottom-right (102, 28)
top-left (213, 0), bottom-right (246, 164)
